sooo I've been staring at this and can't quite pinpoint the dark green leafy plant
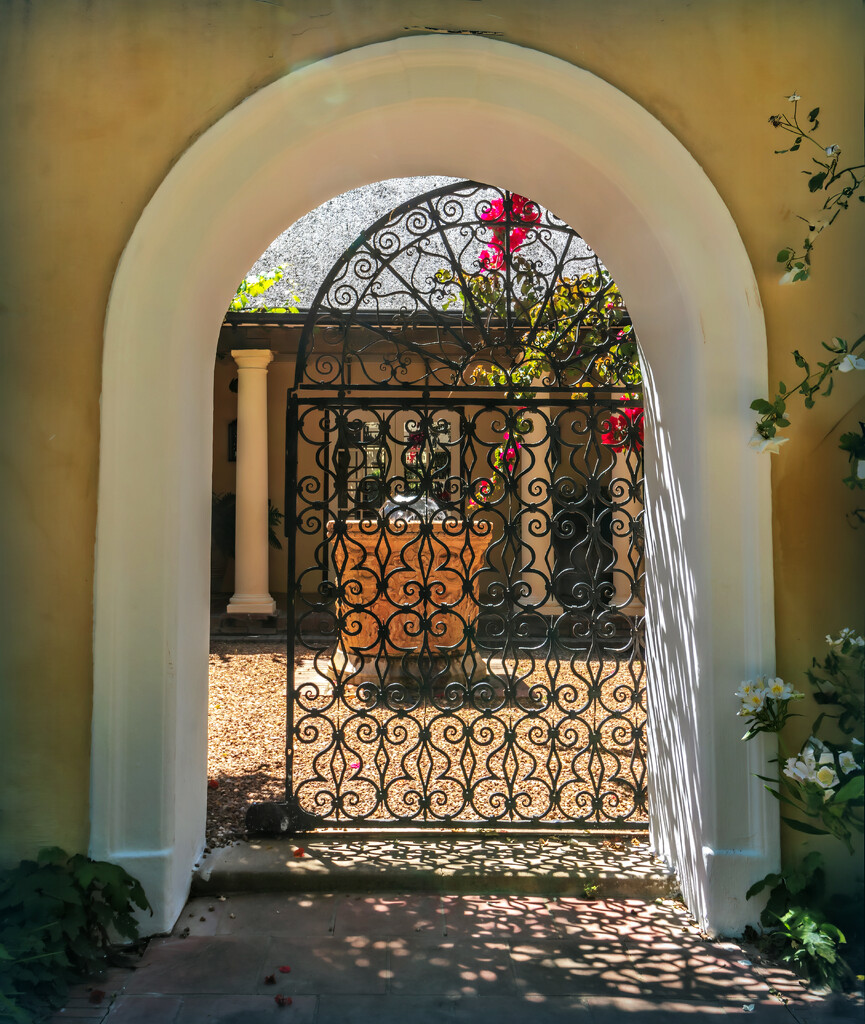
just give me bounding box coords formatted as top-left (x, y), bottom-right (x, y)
top-left (0, 848), bottom-right (150, 1022)
top-left (746, 852), bottom-right (853, 991)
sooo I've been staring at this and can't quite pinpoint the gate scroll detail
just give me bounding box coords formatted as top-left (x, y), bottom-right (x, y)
top-left (272, 181), bottom-right (648, 832)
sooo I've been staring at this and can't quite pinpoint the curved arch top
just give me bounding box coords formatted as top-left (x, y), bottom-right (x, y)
top-left (295, 178), bottom-right (636, 392)
top-left (94, 35), bottom-right (775, 935)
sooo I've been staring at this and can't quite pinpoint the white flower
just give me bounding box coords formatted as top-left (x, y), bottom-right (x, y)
top-left (825, 144), bottom-right (841, 157)
top-left (784, 757), bottom-right (816, 784)
top-left (815, 764), bottom-right (838, 792)
top-left (857, 460), bottom-right (865, 481)
top-left (786, 93), bottom-right (801, 102)
top-left (766, 677), bottom-right (802, 701)
top-left (779, 269), bottom-right (801, 285)
top-left (839, 751), bottom-right (857, 774)
top-left (827, 628), bottom-right (865, 648)
top-left (743, 691), bottom-right (766, 712)
top-left (749, 434), bottom-right (790, 455)
top-left (852, 738), bottom-right (863, 748)
top-left (837, 353), bottom-right (865, 372)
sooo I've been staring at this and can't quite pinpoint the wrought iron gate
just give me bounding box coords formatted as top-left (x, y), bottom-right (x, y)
top-left (279, 182), bottom-right (647, 831)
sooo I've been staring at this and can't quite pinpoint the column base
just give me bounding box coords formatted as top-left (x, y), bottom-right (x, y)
top-left (227, 594), bottom-right (277, 615)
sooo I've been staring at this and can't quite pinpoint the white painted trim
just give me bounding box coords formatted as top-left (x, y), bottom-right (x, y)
top-left (94, 35), bottom-right (776, 935)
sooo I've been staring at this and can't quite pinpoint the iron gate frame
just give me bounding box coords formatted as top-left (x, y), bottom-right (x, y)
top-left (247, 180), bottom-right (649, 835)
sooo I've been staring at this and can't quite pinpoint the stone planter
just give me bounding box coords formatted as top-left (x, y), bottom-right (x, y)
top-left (328, 516), bottom-right (492, 664)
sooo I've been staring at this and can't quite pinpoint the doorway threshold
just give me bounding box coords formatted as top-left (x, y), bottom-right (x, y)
top-left (192, 832), bottom-right (677, 900)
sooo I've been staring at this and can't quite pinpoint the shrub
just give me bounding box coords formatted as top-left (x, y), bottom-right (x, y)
top-left (0, 848), bottom-right (150, 1022)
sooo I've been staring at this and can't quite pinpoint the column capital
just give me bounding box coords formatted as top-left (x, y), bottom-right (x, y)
top-left (231, 348), bottom-right (274, 371)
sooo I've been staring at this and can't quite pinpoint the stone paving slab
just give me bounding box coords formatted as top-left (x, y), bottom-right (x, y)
top-left (192, 834), bottom-right (677, 899)
top-left (46, 892), bottom-right (863, 1024)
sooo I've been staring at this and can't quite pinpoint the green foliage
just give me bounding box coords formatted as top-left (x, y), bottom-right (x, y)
top-left (777, 752), bottom-right (864, 855)
top-left (750, 333), bottom-right (865, 489)
top-left (0, 848), bottom-right (150, 1022)
top-left (753, 631), bottom-right (865, 853)
top-left (806, 630), bottom-right (865, 734)
top-left (746, 856), bottom-right (844, 985)
top-left (839, 425), bottom-right (865, 491)
top-left (229, 267), bottom-right (301, 313)
top-left (746, 853), bottom-right (853, 991)
top-left (768, 95), bottom-right (864, 282)
top-left (439, 260), bottom-right (640, 395)
top-left (436, 249), bottom-right (641, 504)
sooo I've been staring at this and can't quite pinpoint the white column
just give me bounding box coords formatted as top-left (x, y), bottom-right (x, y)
top-left (227, 349), bottom-right (276, 615)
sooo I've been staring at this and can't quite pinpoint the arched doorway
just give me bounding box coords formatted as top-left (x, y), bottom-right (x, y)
top-left (93, 36), bottom-right (777, 935)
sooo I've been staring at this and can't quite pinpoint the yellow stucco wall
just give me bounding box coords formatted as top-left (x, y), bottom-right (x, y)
top-left (0, 1), bottom-right (862, 876)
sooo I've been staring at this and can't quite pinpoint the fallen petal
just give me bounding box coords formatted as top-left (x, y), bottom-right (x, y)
top-left (264, 974), bottom-right (276, 985)
top-left (278, 965), bottom-right (292, 973)
top-left (293, 848), bottom-right (305, 858)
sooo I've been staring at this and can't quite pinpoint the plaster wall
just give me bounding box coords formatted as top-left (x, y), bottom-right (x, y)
top-left (0, 0), bottom-right (862, 924)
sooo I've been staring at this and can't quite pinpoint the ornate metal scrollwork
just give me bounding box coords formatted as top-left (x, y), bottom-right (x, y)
top-left (283, 181), bottom-right (647, 830)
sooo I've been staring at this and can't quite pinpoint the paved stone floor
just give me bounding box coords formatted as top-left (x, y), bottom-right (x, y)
top-left (51, 893), bottom-right (863, 1023)
top-left (191, 835), bottom-right (678, 899)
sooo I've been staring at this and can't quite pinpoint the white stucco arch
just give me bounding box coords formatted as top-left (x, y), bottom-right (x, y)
top-left (93, 35), bottom-right (777, 935)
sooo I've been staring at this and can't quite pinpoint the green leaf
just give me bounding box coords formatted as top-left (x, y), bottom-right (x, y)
top-left (776, 249), bottom-right (791, 263)
top-left (36, 848), bottom-right (67, 867)
top-left (834, 775), bottom-right (864, 803)
top-left (750, 398), bottom-right (775, 414)
top-left (782, 816), bottom-right (830, 836)
top-left (808, 172), bottom-right (827, 192)
top-left (746, 872), bottom-right (780, 900)
top-left (808, 106), bottom-right (820, 123)
top-left (778, 381), bottom-right (786, 394)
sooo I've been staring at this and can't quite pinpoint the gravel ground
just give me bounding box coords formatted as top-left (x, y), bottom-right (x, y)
top-left (207, 638), bottom-right (647, 847)
top-left (207, 639), bottom-right (288, 848)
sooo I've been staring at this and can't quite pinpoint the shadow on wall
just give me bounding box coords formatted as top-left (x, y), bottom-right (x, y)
top-left (642, 359), bottom-right (707, 928)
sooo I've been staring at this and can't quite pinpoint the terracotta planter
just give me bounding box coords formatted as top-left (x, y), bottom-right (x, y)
top-left (328, 516), bottom-right (492, 659)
